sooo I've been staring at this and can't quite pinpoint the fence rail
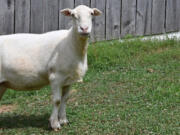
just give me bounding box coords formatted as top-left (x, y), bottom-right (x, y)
top-left (0, 0), bottom-right (180, 42)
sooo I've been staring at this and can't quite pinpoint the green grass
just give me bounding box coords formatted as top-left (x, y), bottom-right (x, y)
top-left (0, 39), bottom-right (180, 135)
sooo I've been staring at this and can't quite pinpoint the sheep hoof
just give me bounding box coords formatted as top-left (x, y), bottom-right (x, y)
top-left (50, 119), bottom-right (61, 131)
top-left (59, 119), bottom-right (69, 125)
top-left (54, 128), bottom-right (61, 132)
top-left (77, 79), bottom-right (83, 83)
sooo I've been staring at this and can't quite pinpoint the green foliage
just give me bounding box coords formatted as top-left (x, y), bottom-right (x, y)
top-left (0, 39), bottom-right (179, 135)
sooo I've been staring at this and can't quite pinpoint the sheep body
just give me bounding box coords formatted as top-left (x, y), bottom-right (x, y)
top-left (0, 30), bottom-right (67, 90)
top-left (0, 5), bottom-right (101, 131)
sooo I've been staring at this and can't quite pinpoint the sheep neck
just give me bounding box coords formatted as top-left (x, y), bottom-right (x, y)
top-left (70, 27), bottom-right (89, 58)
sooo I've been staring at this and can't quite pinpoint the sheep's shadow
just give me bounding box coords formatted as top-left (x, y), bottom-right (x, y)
top-left (0, 113), bottom-right (51, 130)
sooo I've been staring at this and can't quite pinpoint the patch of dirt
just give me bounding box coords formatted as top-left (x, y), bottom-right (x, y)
top-left (147, 68), bottom-right (155, 73)
top-left (69, 89), bottom-right (77, 95)
top-left (68, 97), bottom-right (77, 103)
top-left (152, 47), bottom-right (169, 54)
top-left (68, 89), bottom-right (78, 103)
top-left (0, 104), bottom-right (16, 114)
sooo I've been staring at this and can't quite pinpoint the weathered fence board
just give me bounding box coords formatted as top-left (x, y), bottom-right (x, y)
top-left (91, 0), bottom-right (106, 41)
top-left (106, 0), bottom-right (121, 40)
top-left (0, 0), bottom-right (180, 41)
top-left (75, 0), bottom-right (90, 7)
top-left (178, 0), bottom-right (180, 30)
top-left (30, 0), bottom-right (44, 33)
top-left (43, 0), bottom-right (59, 32)
top-left (166, 0), bottom-right (178, 32)
top-left (121, 0), bottom-right (136, 37)
top-left (0, 0), bottom-right (14, 34)
top-left (15, 0), bottom-right (30, 33)
top-left (59, 0), bottom-right (74, 29)
top-left (152, 0), bottom-right (166, 34)
top-left (136, 0), bottom-right (152, 36)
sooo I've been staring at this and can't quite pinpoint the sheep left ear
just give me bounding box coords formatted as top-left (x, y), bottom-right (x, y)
top-left (92, 8), bottom-right (102, 16)
top-left (60, 8), bottom-right (72, 16)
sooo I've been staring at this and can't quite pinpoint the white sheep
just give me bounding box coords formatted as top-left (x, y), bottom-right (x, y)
top-left (0, 5), bottom-right (101, 131)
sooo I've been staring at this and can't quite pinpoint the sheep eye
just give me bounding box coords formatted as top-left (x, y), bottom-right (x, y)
top-left (72, 14), bottom-right (78, 19)
top-left (72, 13), bottom-right (75, 17)
top-left (91, 12), bottom-right (94, 16)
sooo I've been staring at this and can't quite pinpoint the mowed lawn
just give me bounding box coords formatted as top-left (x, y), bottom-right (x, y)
top-left (0, 38), bottom-right (179, 135)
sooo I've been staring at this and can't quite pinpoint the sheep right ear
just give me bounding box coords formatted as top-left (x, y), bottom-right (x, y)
top-left (92, 8), bottom-right (102, 16)
top-left (60, 8), bottom-right (72, 16)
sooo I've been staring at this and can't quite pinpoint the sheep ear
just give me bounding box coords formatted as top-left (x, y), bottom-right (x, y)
top-left (92, 8), bottom-right (102, 16)
top-left (60, 8), bottom-right (72, 16)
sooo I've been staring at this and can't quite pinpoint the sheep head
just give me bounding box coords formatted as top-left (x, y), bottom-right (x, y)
top-left (61, 5), bottom-right (102, 37)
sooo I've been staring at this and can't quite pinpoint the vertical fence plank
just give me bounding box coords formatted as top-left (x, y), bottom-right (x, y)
top-left (178, 0), bottom-right (180, 31)
top-left (30, 0), bottom-right (44, 33)
top-left (59, 0), bottom-right (74, 29)
top-left (152, 0), bottom-right (166, 34)
top-left (136, 0), bottom-right (152, 36)
top-left (0, 0), bottom-right (15, 35)
top-left (43, 0), bottom-right (59, 32)
top-left (15, 0), bottom-right (30, 33)
top-left (166, 0), bottom-right (178, 32)
top-left (106, 0), bottom-right (121, 40)
top-left (91, 0), bottom-right (106, 41)
top-left (75, 0), bottom-right (90, 7)
top-left (121, 0), bottom-right (136, 37)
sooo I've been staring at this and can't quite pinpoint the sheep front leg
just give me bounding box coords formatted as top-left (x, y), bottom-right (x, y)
top-left (59, 85), bottom-right (70, 125)
top-left (49, 75), bottom-right (62, 131)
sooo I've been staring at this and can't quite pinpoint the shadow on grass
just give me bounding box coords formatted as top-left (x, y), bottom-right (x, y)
top-left (0, 113), bottom-right (51, 130)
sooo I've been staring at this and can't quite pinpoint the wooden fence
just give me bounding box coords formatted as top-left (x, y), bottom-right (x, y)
top-left (0, 0), bottom-right (180, 42)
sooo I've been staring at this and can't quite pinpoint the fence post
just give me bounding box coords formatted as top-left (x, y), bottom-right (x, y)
top-left (152, 0), bottom-right (166, 34)
top-left (136, 0), bottom-right (152, 36)
top-left (91, 0), bottom-right (106, 41)
top-left (121, 0), bottom-right (136, 37)
top-left (106, 0), bottom-right (121, 40)
top-left (59, 0), bottom-right (74, 30)
top-left (166, 0), bottom-right (179, 32)
top-left (0, 0), bottom-right (15, 34)
top-left (15, 0), bottom-right (30, 33)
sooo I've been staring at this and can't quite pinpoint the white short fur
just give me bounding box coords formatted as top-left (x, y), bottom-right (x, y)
top-left (0, 5), bottom-right (101, 131)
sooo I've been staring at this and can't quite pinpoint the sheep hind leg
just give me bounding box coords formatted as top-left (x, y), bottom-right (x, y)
top-left (0, 84), bottom-right (7, 101)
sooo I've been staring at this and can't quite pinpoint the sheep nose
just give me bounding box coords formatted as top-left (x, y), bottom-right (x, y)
top-left (80, 26), bottom-right (89, 32)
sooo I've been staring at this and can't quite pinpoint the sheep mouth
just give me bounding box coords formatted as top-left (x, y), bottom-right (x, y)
top-left (79, 32), bottom-right (90, 37)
